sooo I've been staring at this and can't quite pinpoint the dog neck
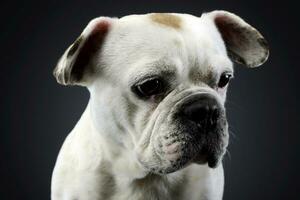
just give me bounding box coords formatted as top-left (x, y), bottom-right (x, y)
top-left (77, 101), bottom-right (150, 180)
top-left (71, 103), bottom-right (187, 199)
top-left (114, 173), bottom-right (186, 200)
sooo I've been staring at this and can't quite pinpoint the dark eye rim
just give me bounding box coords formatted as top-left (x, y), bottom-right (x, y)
top-left (132, 76), bottom-right (166, 98)
top-left (218, 72), bottom-right (234, 88)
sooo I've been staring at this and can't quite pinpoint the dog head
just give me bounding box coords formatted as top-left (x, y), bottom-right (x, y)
top-left (54, 11), bottom-right (269, 174)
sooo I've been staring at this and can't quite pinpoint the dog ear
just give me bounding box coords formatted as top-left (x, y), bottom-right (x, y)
top-left (53, 17), bottom-right (116, 86)
top-left (203, 10), bottom-right (269, 67)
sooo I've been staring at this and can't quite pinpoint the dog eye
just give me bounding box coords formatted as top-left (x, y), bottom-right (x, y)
top-left (218, 73), bottom-right (233, 88)
top-left (136, 78), bottom-right (163, 97)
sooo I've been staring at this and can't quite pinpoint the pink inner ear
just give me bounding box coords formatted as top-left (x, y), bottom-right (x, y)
top-left (91, 18), bottom-right (113, 35)
top-left (70, 18), bottom-right (113, 83)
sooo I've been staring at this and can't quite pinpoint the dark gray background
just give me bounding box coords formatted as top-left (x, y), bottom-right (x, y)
top-left (1, 0), bottom-right (299, 199)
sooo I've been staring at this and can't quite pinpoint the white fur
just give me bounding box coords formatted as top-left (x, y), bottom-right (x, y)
top-left (51, 11), bottom-right (268, 200)
top-left (51, 103), bottom-right (224, 200)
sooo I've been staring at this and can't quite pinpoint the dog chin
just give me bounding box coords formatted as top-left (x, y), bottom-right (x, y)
top-left (145, 147), bottom-right (225, 175)
top-left (192, 151), bottom-right (224, 168)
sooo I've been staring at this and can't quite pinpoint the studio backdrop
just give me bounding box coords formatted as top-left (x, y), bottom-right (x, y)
top-left (1, 0), bottom-right (299, 200)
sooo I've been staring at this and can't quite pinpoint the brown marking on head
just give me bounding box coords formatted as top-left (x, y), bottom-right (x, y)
top-left (150, 13), bottom-right (182, 29)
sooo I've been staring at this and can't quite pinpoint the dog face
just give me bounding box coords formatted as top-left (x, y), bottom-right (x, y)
top-left (54, 11), bottom-right (269, 174)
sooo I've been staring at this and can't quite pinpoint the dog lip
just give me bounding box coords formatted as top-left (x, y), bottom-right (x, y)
top-left (191, 143), bottom-right (225, 168)
top-left (207, 154), bottom-right (219, 168)
top-left (193, 153), bottom-right (220, 168)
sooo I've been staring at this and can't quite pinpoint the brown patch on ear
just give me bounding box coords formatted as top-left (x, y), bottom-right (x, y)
top-left (150, 13), bottom-right (181, 29)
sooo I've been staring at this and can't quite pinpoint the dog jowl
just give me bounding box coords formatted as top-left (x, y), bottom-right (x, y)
top-left (51, 11), bottom-right (269, 200)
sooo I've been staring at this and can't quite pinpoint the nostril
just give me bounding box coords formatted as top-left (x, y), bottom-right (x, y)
top-left (184, 105), bottom-right (209, 123)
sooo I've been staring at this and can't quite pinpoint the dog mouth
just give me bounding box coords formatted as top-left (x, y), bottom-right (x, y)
top-left (137, 128), bottom-right (228, 174)
top-left (193, 125), bottom-right (228, 168)
top-left (192, 144), bottom-right (224, 168)
top-left (151, 106), bottom-right (229, 173)
top-left (155, 130), bottom-right (228, 172)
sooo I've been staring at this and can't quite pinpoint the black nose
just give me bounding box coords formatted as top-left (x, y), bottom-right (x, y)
top-left (182, 95), bottom-right (220, 128)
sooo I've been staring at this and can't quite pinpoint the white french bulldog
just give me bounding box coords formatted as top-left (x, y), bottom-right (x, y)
top-left (51, 10), bottom-right (269, 200)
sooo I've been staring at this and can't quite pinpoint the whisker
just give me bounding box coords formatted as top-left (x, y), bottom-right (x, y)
top-left (225, 149), bottom-right (232, 161)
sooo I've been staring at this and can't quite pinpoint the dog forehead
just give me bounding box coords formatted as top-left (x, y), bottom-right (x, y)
top-left (102, 13), bottom-right (231, 80)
